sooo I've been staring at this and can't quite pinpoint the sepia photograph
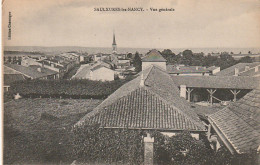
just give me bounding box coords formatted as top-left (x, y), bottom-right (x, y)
top-left (2, 0), bottom-right (260, 164)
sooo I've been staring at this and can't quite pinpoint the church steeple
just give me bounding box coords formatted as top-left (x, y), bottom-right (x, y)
top-left (112, 31), bottom-right (117, 54)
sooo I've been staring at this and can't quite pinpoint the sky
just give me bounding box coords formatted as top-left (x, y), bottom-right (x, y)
top-left (2, 0), bottom-right (260, 48)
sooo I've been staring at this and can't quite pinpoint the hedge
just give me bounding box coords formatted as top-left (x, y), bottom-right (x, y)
top-left (10, 77), bottom-right (134, 98)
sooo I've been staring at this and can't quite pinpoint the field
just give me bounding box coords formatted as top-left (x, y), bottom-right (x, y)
top-left (4, 98), bottom-right (102, 164)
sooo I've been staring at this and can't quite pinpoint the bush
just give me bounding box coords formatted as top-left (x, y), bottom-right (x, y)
top-left (152, 131), bottom-right (259, 165)
top-left (73, 124), bottom-right (144, 164)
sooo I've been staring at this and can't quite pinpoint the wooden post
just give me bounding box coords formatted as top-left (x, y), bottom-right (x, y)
top-left (187, 88), bottom-right (194, 102)
top-left (206, 89), bottom-right (217, 105)
top-left (230, 89), bottom-right (240, 102)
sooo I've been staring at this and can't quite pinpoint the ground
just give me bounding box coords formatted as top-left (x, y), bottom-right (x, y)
top-left (4, 98), bottom-right (102, 164)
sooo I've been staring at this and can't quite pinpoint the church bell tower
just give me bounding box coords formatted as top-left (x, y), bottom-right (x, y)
top-left (112, 31), bottom-right (117, 54)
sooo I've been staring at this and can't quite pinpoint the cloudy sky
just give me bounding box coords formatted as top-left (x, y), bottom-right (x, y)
top-left (2, 0), bottom-right (260, 48)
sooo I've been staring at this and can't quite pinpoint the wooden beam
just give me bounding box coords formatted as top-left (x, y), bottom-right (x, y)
top-left (230, 89), bottom-right (240, 102)
top-left (187, 88), bottom-right (194, 102)
top-left (206, 89), bottom-right (217, 105)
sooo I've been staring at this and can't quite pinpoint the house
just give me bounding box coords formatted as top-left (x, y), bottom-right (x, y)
top-left (167, 65), bottom-right (220, 76)
top-left (207, 89), bottom-right (260, 154)
top-left (4, 74), bottom-right (26, 92)
top-left (75, 65), bottom-right (206, 139)
top-left (142, 49), bottom-right (167, 71)
top-left (90, 65), bottom-right (114, 81)
top-left (4, 64), bottom-right (59, 80)
top-left (216, 62), bottom-right (260, 77)
top-left (72, 62), bottom-right (114, 81)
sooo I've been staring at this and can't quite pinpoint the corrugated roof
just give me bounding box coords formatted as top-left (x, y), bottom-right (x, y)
top-left (208, 90), bottom-right (260, 153)
top-left (76, 65), bottom-right (205, 131)
top-left (216, 62), bottom-right (260, 76)
top-left (170, 75), bottom-right (260, 89)
top-left (142, 49), bottom-right (167, 62)
top-left (4, 74), bottom-right (26, 85)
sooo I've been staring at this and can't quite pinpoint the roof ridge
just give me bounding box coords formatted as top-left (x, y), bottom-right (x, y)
top-left (144, 86), bottom-right (205, 130)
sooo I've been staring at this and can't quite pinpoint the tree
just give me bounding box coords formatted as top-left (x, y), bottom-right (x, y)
top-left (126, 53), bottom-right (133, 59)
top-left (161, 49), bottom-right (176, 65)
top-left (239, 56), bottom-right (253, 63)
top-left (133, 52), bottom-right (142, 72)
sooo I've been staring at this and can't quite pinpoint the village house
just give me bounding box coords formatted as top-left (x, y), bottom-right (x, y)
top-left (72, 62), bottom-right (114, 81)
top-left (4, 64), bottom-right (59, 80)
top-left (3, 67), bottom-right (26, 92)
top-left (141, 49), bottom-right (167, 71)
top-left (207, 89), bottom-right (260, 155)
top-left (75, 65), bottom-right (207, 139)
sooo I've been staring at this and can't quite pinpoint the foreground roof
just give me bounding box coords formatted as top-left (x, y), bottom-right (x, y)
top-left (76, 65), bottom-right (205, 131)
top-left (171, 75), bottom-right (260, 89)
top-left (142, 49), bottom-right (167, 62)
top-left (208, 90), bottom-right (260, 154)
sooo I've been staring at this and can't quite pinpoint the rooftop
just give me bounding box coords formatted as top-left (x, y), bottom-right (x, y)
top-left (142, 49), bottom-right (167, 62)
top-left (170, 75), bottom-right (260, 89)
top-left (208, 89), bottom-right (260, 154)
top-left (167, 65), bottom-right (210, 74)
top-left (76, 65), bottom-right (206, 131)
top-left (5, 64), bottom-right (58, 79)
top-left (216, 62), bottom-right (260, 76)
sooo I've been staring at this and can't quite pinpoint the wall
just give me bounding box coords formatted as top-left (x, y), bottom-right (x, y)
top-left (92, 67), bottom-right (114, 81)
top-left (142, 62), bottom-right (166, 71)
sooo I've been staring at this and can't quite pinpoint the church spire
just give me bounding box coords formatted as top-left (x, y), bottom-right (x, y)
top-left (112, 30), bottom-right (117, 53)
top-left (113, 32), bottom-right (116, 45)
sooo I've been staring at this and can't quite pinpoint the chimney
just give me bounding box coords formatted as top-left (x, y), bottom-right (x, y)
top-left (144, 133), bottom-right (154, 165)
top-left (140, 73), bottom-right (144, 87)
top-left (234, 68), bottom-right (239, 76)
top-left (37, 67), bottom-right (42, 72)
top-left (180, 85), bottom-right (187, 98)
top-left (245, 65), bottom-right (250, 71)
top-left (255, 66), bottom-right (259, 72)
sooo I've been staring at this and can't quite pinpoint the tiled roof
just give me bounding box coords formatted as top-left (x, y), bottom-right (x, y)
top-left (4, 74), bottom-right (26, 86)
top-left (208, 90), bottom-right (260, 153)
top-left (91, 65), bottom-right (111, 71)
top-left (239, 67), bottom-right (260, 77)
top-left (142, 49), bottom-right (167, 62)
top-left (72, 64), bottom-right (92, 79)
top-left (171, 75), bottom-right (260, 89)
top-left (76, 65), bottom-right (205, 131)
top-left (216, 62), bottom-right (260, 76)
top-left (4, 64), bottom-right (57, 79)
